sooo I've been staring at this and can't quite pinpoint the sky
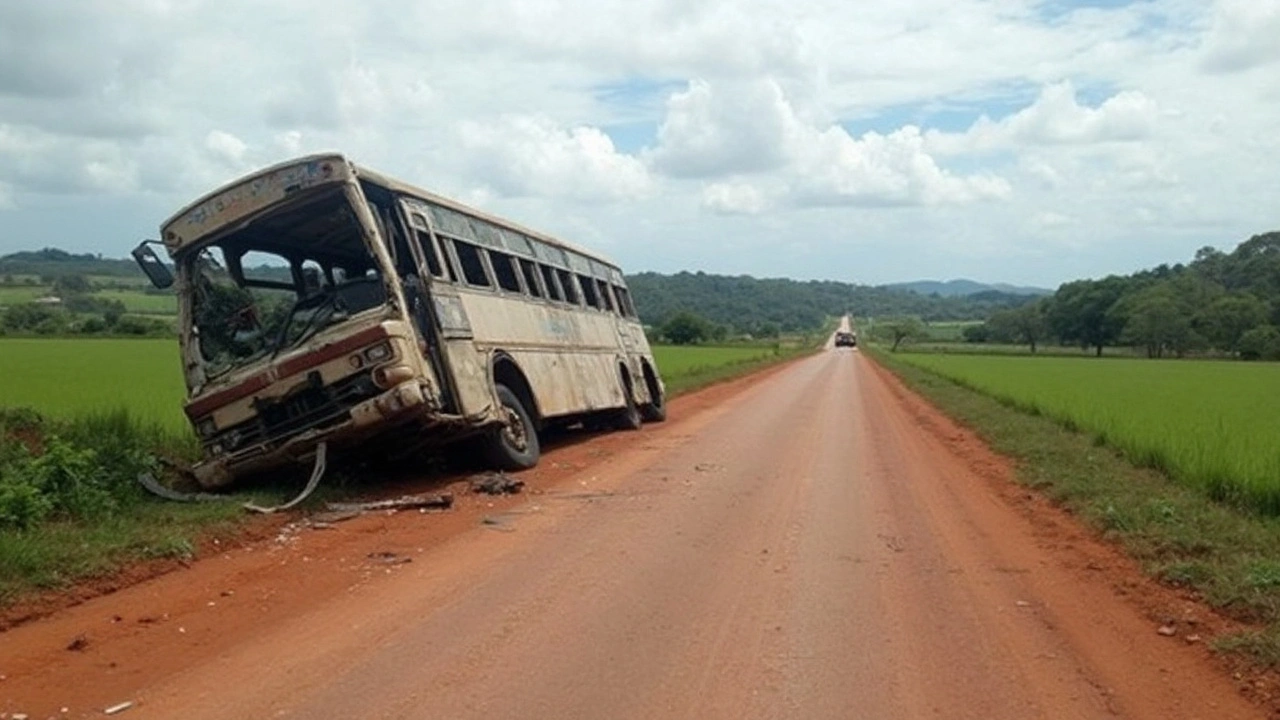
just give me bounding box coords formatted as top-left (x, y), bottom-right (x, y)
top-left (1, 0), bottom-right (1278, 288)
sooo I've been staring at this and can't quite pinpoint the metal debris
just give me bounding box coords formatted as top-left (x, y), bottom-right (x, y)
top-left (104, 701), bottom-right (134, 715)
top-left (470, 472), bottom-right (525, 495)
top-left (325, 492), bottom-right (454, 513)
top-left (244, 443), bottom-right (328, 514)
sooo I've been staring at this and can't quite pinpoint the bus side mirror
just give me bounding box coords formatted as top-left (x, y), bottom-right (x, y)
top-left (131, 241), bottom-right (174, 289)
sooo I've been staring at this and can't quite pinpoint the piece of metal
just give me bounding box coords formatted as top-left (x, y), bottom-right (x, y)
top-left (243, 442), bottom-right (328, 514)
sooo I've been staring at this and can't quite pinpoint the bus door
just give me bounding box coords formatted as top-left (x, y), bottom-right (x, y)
top-left (400, 201), bottom-right (494, 418)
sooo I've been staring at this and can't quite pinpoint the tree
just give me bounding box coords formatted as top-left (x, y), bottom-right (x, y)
top-left (1119, 284), bottom-right (1196, 358)
top-left (51, 273), bottom-right (91, 297)
top-left (876, 317), bottom-right (926, 351)
top-left (660, 311), bottom-right (711, 345)
top-left (1047, 277), bottom-right (1127, 356)
top-left (1195, 294), bottom-right (1268, 355)
top-left (1239, 325), bottom-right (1280, 361)
top-left (989, 300), bottom-right (1048, 353)
top-left (962, 323), bottom-right (990, 343)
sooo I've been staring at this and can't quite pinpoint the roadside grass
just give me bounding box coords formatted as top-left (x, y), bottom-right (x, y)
top-left (867, 346), bottom-right (1280, 665)
top-left (889, 352), bottom-right (1280, 515)
top-left (653, 342), bottom-right (814, 396)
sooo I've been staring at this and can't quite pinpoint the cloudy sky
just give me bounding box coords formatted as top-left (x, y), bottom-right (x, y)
top-left (1, 0), bottom-right (1278, 288)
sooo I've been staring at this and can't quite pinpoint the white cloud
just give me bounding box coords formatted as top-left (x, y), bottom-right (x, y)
top-left (650, 78), bottom-right (1010, 208)
top-left (927, 81), bottom-right (1159, 155)
top-left (204, 130), bottom-right (249, 169)
top-left (1201, 0), bottom-right (1280, 72)
top-left (648, 79), bottom-right (796, 178)
top-left (789, 125), bottom-right (1012, 207)
top-left (457, 115), bottom-right (653, 201)
top-left (702, 181), bottom-right (769, 215)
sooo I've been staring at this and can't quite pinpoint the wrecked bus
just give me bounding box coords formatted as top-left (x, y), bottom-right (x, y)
top-left (133, 153), bottom-right (666, 493)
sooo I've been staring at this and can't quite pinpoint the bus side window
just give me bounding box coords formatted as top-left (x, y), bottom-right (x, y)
top-left (519, 259), bottom-right (544, 298)
top-left (613, 285), bottom-right (635, 317)
top-left (577, 273), bottom-right (600, 309)
top-left (489, 250), bottom-right (521, 293)
top-left (557, 269), bottom-right (580, 305)
top-left (414, 229), bottom-right (450, 281)
top-left (539, 264), bottom-right (564, 302)
top-left (453, 240), bottom-right (492, 288)
top-left (596, 279), bottom-right (616, 313)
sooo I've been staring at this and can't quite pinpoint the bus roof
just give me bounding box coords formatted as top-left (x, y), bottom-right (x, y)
top-left (160, 153), bottom-right (621, 271)
top-left (351, 161), bottom-right (619, 270)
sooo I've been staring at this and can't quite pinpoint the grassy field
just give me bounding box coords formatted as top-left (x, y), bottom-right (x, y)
top-left (653, 343), bottom-right (799, 395)
top-left (0, 339), bottom-right (188, 431)
top-left (893, 353), bottom-right (1280, 514)
top-left (0, 339), bottom-right (798, 429)
top-left (94, 289), bottom-right (178, 315)
top-left (0, 286), bottom-right (49, 305)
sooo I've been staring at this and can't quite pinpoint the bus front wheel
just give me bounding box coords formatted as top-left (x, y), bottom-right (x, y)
top-left (485, 384), bottom-right (540, 470)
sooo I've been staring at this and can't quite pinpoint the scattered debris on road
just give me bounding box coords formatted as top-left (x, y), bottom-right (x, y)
top-left (1157, 625), bottom-right (1177, 636)
top-left (104, 701), bottom-right (134, 715)
top-left (326, 493), bottom-right (454, 514)
top-left (470, 472), bottom-right (525, 495)
top-left (65, 634), bottom-right (88, 652)
top-left (366, 551), bottom-right (412, 566)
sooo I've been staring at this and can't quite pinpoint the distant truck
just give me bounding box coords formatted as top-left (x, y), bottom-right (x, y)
top-left (834, 331), bottom-right (857, 347)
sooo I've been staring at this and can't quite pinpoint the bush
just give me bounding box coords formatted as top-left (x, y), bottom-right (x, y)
top-left (1239, 325), bottom-right (1280, 361)
top-left (0, 408), bottom-right (162, 531)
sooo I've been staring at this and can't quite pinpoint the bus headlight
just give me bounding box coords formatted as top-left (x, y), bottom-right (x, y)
top-left (364, 342), bottom-right (393, 363)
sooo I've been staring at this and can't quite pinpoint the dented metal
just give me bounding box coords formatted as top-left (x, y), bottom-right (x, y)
top-left (141, 154), bottom-right (665, 490)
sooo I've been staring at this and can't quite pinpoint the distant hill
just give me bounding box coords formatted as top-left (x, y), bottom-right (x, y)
top-left (0, 247), bottom-right (1039, 334)
top-left (881, 279), bottom-right (1052, 297)
top-left (627, 271), bottom-right (1037, 335)
top-left (0, 248), bottom-right (140, 278)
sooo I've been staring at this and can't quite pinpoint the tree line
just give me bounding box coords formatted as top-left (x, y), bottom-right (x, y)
top-left (953, 232), bottom-right (1280, 360)
top-left (627, 271), bottom-right (1037, 342)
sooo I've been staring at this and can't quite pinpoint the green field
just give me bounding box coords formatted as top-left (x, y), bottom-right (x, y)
top-left (0, 286), bottom-right (48, 305)
top-left (895, 353), bottom-right (1280, 513)
top-left (652, 344), bottom-right (791, 394)
top-left (0, 339), bottom-right (188, 431)
top-left (0, 339), bottom-right (794, 433)
top-left (94, 289), bottom-right (178, 315)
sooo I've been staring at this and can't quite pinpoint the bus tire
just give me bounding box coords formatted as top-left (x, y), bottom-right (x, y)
top-left (485, 384), bottom-right (540, 470)
top-left (639, 367), bottom-right (666, 423)
top-left (614, 372), bottom-right (643, 431)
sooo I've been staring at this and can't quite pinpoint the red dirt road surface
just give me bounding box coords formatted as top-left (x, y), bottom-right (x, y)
top-left (1, 350), bottom-right (1268, 719)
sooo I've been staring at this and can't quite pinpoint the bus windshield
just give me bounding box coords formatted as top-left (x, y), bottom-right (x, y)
top-left (181, 188), bottom-right (388, 378)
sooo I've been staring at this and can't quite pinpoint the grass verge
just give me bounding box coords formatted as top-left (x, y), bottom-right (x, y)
top-left (655, 343), bottom-right (817, 397)
top-left (867, 346), bottom-right (1280, 665)
top-left (0, 408), bottom-right (322, 609)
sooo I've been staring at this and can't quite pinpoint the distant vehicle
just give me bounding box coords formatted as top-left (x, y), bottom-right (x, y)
top-left (132, 153), bottom-right (666, 493)
top-left (834, 331), bottom-right (857, 347)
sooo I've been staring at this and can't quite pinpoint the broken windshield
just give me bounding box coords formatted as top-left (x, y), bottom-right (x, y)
top-left (182, 189), bottom-right (388, 379)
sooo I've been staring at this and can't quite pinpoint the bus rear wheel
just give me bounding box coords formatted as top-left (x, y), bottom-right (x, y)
top-left (614, 371), bottom-right (643, 431)
top-left (485, 384), bottom-right (540, 470)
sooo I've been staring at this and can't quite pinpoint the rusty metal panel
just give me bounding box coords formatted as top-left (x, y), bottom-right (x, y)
top-left (162, 156), bottom-right (351, 252)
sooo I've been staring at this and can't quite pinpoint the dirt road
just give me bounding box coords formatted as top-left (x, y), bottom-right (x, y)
top-left (1, 350), bottom-right (1266, 719)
